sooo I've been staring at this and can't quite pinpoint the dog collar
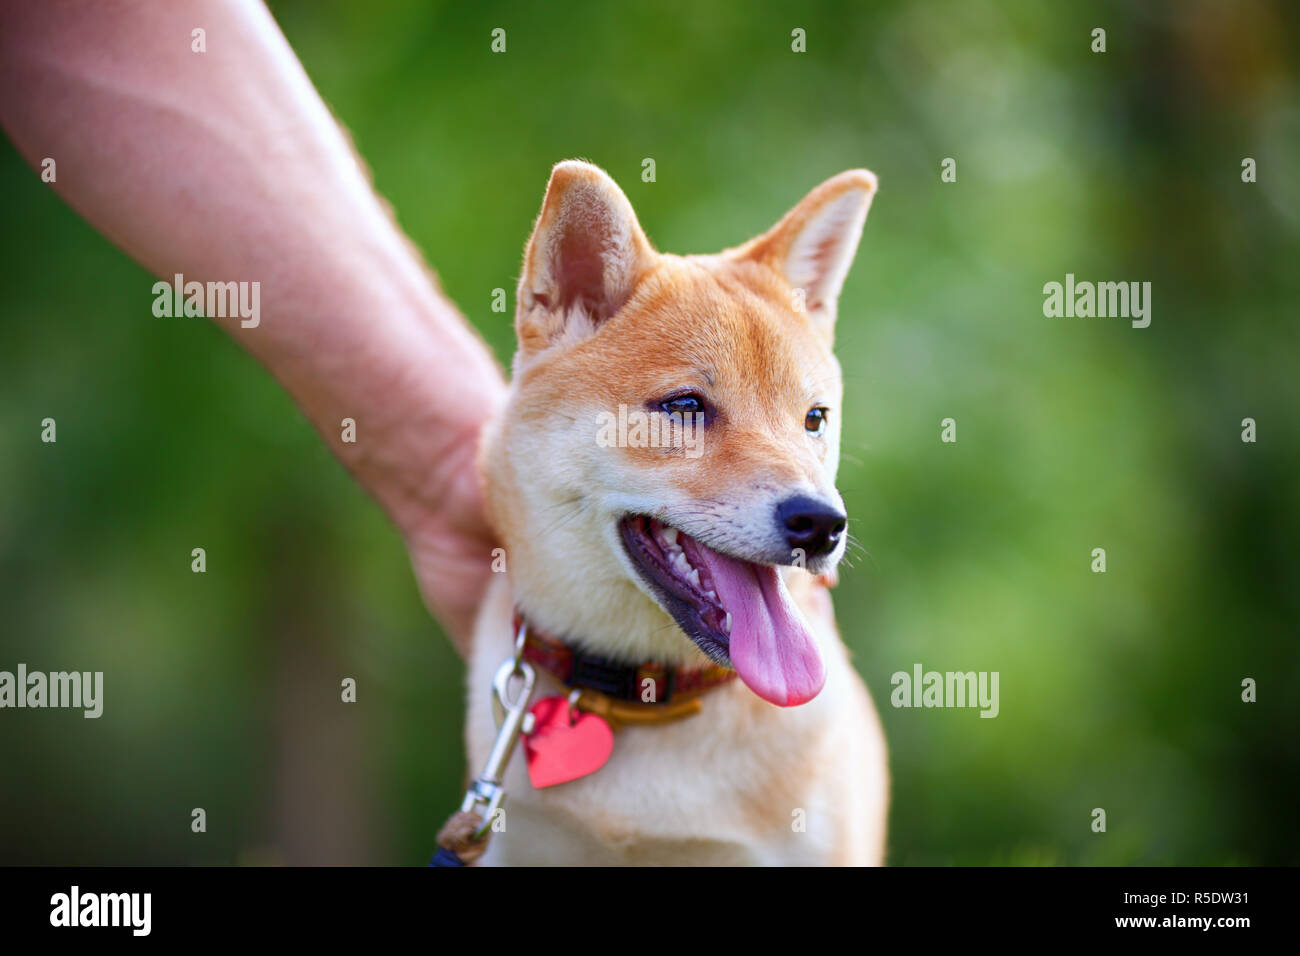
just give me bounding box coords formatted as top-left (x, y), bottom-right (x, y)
top-left (514, 612), bottom-right (736, 727)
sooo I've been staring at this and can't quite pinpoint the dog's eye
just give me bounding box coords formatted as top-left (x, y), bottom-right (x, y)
top-left (660, 394), bottom-right (706, 418)
top-left (805, 407), bottom-right (829, 435)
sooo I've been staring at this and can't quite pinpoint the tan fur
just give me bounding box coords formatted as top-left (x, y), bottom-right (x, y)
top-left (467, 161), bottom-right (888, 865)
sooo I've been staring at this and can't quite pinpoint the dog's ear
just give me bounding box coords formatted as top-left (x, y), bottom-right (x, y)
top-left (515, 161), bottom-right (654, 357)
top-left (729, 169), bottom-right (877, 337)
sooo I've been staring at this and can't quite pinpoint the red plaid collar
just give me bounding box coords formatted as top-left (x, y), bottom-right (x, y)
top-left (515, 613), bottom-right (736, 706)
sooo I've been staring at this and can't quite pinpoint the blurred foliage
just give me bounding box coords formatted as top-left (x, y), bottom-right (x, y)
top-left (1, 0), bottom-right (1297, 865)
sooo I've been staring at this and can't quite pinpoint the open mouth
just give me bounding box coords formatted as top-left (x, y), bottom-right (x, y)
top-left (619, 515), bottom-right (826, 706)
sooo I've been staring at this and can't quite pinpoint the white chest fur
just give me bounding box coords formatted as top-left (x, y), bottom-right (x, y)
top-left (461, 575), bottom-right (888, 866)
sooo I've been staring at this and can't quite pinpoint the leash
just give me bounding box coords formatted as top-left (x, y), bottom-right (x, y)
top-left (428, 614), bottom-right (736, 866)
top-left (431, 621), bottom-right (536, 867)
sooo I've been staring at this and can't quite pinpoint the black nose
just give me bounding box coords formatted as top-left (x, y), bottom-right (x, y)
top-left (776, 496), bottom-right (847, 558)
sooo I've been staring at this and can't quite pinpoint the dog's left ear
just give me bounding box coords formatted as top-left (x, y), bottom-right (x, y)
top-left (730, 169), bottom-right (877, 337)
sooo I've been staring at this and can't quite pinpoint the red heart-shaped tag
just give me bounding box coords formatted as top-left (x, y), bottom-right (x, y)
top-left (523, 696), bottom-right (614, 788)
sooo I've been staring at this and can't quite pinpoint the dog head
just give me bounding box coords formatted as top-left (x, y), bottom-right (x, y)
top-left (483, 161), bottom-right (876, 706)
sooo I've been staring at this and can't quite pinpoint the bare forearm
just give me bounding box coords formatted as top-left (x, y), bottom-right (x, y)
top-left (0, 0), bottom-right (505, 534)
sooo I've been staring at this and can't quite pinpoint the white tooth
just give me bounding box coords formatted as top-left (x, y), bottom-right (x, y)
top-left (688, 568), bottom-right (701, 588)
top-left (724, 613), bottom-right (732, 633)
top-left (674, 553), bottom-right (691, 574)
top-left (662, 527), bottom-right (678, 544)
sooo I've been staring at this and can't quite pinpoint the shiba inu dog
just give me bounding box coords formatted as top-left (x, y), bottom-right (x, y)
top-left (465, 161), bottom-right (887, 865)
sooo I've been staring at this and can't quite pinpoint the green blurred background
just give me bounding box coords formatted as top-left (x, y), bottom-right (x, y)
top-left (2, 0), bottom-right (1297, 865)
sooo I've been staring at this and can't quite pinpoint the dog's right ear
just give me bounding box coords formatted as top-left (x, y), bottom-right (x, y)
top-left (515, 161), bottom-right (654, 357)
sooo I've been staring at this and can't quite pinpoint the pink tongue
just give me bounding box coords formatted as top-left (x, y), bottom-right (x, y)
top-left (693, 547), bottom-right (826, 706)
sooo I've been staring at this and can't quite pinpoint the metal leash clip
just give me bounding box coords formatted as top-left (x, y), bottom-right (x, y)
top-left (459, 621), bottom-right (536, 839)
